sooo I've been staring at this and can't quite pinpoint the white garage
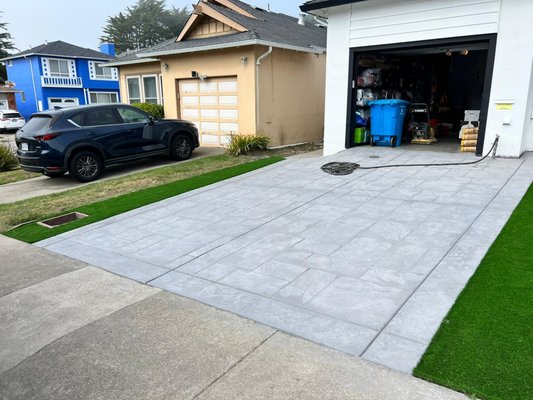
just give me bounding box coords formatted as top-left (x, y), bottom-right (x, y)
top-left (301, 0), bottom-right (533, 158)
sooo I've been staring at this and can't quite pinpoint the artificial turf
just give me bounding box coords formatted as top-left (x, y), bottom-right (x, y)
top-left (5, 156), bottom-right (283, 243)
top-left (414, 184), bottom-right (533, 400)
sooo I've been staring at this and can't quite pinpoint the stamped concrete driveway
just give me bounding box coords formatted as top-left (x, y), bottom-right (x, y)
top-left (39, 146), bottom-right (532, 373)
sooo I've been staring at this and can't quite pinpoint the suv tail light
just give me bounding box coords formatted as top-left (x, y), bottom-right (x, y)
top-left (34, 132), bottom-right (61, 141)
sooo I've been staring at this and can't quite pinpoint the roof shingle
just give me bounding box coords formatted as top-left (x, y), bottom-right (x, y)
top-left (109, 0), bottom-right (326, 64)
top-left (1, 40), bottom-right (113, 61)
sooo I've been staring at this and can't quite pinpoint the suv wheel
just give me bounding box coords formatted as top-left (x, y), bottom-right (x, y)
top-left (69, 151), bottom-right (102, 182)
top-left (170, 134), bottom-right (193, 161)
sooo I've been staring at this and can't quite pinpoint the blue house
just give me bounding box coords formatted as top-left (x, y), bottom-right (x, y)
top-left (1, 41), bottom-right (120, 120)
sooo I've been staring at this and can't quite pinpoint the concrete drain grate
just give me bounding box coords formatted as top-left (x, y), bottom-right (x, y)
top-left (38, 212), bottom-right (88, 228)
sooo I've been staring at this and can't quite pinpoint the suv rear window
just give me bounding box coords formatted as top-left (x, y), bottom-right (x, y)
top-left (2, 113), bottom-right (22, 119)
top-left (18, 116), bottom-right (52, 137)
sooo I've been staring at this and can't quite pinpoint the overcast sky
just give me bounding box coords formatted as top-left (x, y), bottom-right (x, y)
top-left (2, 0), bottom-right (302, 53)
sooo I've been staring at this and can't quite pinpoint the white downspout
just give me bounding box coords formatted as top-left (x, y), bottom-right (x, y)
top-left (255, 46), bottom-right (272, 133)
top-left (24, 55), bottom-right (39, 112)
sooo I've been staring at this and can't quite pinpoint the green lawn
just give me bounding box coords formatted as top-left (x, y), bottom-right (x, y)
top-left (0, 168), bottom-right (39, 185)
top-left (5, 156), bottom-right (283, 243)
top-left (414, 184), bottom-right (533, 400)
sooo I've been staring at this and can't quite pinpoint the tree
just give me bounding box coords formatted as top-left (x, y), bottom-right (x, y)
top-left (100, 0), bottom-right (189, 54)
top-left (0, 13), bottom-right (16, 82)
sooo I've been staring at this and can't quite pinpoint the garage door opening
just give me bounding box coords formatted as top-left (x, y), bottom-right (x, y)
top-left (346, 35), bottom-right (496, 155)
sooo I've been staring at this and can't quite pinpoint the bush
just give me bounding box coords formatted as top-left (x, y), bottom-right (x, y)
top-left (131, 102), bottom-right (165, 119)
top-left (0, 142), bottom-right (19, 171)
top-left (224, 134), bottom-right (270, 156)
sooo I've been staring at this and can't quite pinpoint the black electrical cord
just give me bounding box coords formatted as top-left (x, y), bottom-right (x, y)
top-left (321, 137), bottom-right (499, 176)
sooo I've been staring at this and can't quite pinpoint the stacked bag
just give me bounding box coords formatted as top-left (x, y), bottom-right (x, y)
top-left (460, 127), bottom-right (478, 152)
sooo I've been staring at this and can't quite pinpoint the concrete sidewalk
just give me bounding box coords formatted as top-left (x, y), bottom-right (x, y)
top-left (0, 235), bottom-right (467, 400)
top-left (0, 146), bottom-right (223, 204)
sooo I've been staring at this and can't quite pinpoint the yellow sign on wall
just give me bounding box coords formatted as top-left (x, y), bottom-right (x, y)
top-left (496, 103), bottom-right (513, 110)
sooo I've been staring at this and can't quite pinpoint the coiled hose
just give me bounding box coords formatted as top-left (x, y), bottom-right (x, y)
top-left (321, 136), bottom-right (499, 176)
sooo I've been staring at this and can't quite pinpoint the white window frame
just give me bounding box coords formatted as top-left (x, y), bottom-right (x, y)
top-left (142, 74), bottom-right (159, 104)
top-left (126, 74), bottom-right (162, 105)
top-left (89, 91), bottom-right (119, 104)
top-left (159, 74), bottom-right (164, 104)
top-left (88, 61), bottom-right (118, 81)
top-left (43, 57), bottom-right (75, 78)
top-left (126, 76), bottom-right (142, 104)
top-left (47, 97), bottom-right (80, 109)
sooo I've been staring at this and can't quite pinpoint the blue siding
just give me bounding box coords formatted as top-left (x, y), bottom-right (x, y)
top-left (5, 53), bottom-right (120, 120)
top-left (6, 57), bottom-right (43, 120)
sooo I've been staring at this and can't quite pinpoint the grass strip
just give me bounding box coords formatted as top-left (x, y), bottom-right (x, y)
top-left (414, 183), bottom-right (533, 400)
top-left (5, 156), bottom-right (283, 243)
top-left (0, 168), bottom-right (39, 185)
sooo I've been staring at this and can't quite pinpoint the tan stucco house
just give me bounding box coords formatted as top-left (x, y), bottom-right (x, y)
top-left (106, 0), bottom-right (327, 147)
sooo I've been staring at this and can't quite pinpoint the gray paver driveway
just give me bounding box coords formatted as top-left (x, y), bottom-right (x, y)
top-left (39, 146), bottom-right (532, 373)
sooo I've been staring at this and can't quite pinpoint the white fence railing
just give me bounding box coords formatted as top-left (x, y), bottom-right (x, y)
top-left (41, 76), bottom-right (83, 88)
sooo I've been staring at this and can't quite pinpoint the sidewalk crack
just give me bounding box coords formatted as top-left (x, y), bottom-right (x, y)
top-left (191, 330), bottom-right (278, 399)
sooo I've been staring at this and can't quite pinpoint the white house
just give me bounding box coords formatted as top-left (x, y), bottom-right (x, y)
top-left (300, 0), bottom-right (533, 157)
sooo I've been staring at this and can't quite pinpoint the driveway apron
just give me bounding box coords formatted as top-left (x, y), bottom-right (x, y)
top-left (38, 147), bottom-right (532, 373)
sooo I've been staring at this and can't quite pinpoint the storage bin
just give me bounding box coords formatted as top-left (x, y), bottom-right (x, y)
top-left (369, 99), bottom-right (409, 147)
top-left (353, 127), bottom-right (368, 144)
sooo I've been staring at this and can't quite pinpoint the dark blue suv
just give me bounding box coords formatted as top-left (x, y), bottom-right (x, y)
top-left (15, 104), bottom-right (199, 182)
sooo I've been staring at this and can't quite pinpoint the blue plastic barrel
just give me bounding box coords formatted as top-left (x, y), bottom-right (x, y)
top-left (368, 99), bottom-right (409, 147)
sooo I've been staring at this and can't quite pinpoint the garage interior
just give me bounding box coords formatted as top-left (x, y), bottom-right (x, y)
top-left (347, 37), bottom-right (496, 154)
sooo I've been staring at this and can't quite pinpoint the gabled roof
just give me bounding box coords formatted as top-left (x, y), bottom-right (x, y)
top-left (106, 0), bottom-right (326, 66)
top-left (0, 40), bottom-right (113, 62)
top-left (107, 38), bottom-right (177, 67)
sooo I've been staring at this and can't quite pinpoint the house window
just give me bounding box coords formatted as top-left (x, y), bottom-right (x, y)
top-left (42, 57), bottom-right (76, 78)
top-left (95, 65), bottom-right (113, 79)
top-left (126, 75), bottom-right (162, 104)
top-left (143, 76), bottom-right (158, 104)
top-left (127, 77), bottom-right (141, 104)
top-left (49, 59), bottom-right (70, 77)
top-left (89, 92), bottom-right (119, 104)
top-left (88, 61), bottom-right (118, 80)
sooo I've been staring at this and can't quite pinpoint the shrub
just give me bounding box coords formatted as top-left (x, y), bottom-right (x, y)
top-left (0, 142), bottom-right (19, 171)
top-left (131, 102), bottom-right (165, 119)
top-left (224, 134), bottom-right (270, 156)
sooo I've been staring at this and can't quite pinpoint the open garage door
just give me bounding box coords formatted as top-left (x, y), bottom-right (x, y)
top-left (178, 77), bottom-right (239, 146)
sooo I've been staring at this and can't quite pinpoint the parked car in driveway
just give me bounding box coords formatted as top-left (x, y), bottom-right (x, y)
top-left (0, 109), bottom-right (25, 132)
top-left (15, 104), bottom-right (199, 182)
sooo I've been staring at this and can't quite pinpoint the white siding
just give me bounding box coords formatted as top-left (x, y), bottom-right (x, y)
top-left (322, 0), bottom-right (533, 157)
top-left (483, 0), bottom-right (533, 156)
top-left (323, 4), bottom-right (353, 155)
top-left (349, 0), bottom-right (500, 48)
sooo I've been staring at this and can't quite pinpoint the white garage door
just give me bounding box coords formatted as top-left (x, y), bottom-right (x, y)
top-left (179, 77), bottom-right (239, 146)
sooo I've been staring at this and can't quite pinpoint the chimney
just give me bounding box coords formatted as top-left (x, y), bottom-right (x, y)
top-left (99, 43), bottom-right (116, 57)
top-left (298, 13), bottom-right (306, 26)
